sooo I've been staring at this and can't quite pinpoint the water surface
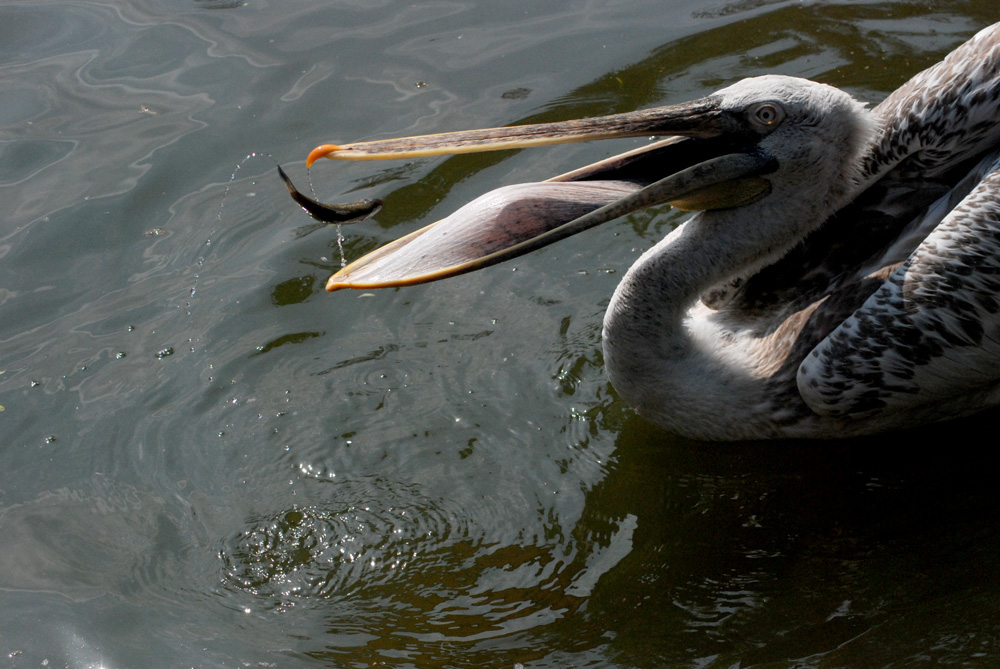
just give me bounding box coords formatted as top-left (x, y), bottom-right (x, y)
top-left (2, 0), bottom-right (1000, 666)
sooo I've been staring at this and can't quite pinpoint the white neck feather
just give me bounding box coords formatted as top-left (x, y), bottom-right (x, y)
top-left (600, 90), bottom-right (876, 438)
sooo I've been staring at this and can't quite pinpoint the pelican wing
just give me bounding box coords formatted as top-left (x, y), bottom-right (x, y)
top-left (861, 21), bottom-right (1000, 186)
top-left (798, 150), bottom-right (1000, 418)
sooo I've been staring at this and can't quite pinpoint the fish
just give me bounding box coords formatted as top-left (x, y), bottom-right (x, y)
top-left (278, 165), bottom-right (381, 224)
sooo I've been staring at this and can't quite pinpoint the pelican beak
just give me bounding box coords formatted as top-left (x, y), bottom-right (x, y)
top-left (309, 98), bottom-right (774, 291)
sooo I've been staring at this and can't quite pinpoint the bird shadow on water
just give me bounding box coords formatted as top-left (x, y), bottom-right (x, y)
top-left (575, 406), bottom-right (1000, 666)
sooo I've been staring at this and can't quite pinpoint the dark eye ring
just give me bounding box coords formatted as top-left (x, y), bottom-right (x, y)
top-left (752, 103), bottom-right (784, 126)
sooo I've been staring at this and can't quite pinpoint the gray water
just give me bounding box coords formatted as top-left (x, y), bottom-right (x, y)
top-left (3, 1), bottom-right (1000, 666)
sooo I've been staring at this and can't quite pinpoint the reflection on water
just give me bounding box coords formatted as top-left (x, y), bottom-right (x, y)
top-left (220, 475), bottom-right (636, 657)
top-left (0, 474), bottom-right (175, 602)
top-left (2, 0), bottom-right (1000, 666)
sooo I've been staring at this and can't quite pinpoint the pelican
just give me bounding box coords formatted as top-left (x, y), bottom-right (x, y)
top-left (304, 23), bottom-right (1000, 440)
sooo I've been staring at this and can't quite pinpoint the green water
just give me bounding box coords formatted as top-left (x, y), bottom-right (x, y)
top-left (2, 1), bottom-right (999, 666)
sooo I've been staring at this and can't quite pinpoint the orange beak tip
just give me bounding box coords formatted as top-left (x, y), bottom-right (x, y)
top-left (326, 274), bottom-right (350, 291)
top-left (306, 143), bottom-right (342, 169)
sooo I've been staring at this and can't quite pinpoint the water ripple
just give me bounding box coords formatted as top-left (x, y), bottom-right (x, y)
top-left (220, 478), bottom-right (468, 603)
top-left (218, 475), bottom-right (636, 649)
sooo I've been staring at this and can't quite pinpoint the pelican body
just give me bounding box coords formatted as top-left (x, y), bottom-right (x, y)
top-left (306, 23), bottom-right (1000, 440)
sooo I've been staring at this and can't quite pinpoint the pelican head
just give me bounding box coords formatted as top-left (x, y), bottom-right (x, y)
top-left (307, 75), bottom-right (876, 292)
top-left (713, 75), bottom-right (875, 200)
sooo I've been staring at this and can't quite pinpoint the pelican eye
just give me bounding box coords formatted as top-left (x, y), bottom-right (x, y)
top-left (749, 102), bottom-right (785, 128)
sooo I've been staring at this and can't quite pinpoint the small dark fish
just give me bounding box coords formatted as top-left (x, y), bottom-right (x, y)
top-left (277, 165), bottom-right (382, 224)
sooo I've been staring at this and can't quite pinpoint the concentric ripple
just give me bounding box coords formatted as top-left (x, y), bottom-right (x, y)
top-left (220, 478), bottom-right (468, 603)
top-left (217, 476), bottom-right (629, 652)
